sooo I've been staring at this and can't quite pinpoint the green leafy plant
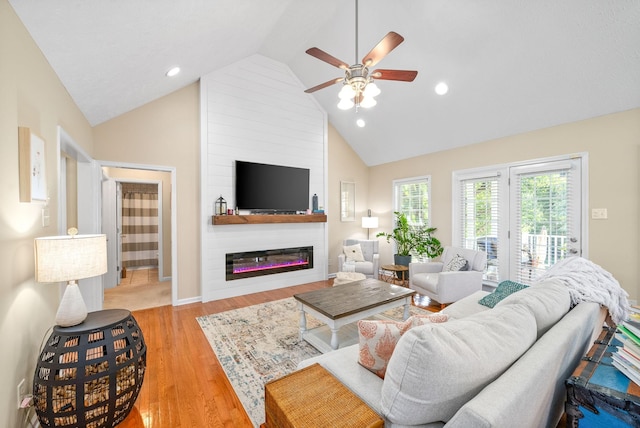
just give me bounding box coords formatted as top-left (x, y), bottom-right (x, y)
top-left (376, 211), bottom-right (443, 259)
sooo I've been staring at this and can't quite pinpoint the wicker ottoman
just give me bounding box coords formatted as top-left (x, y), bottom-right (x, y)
top-left (333, 271), bottom-right (367, 286)
top-left (264, 363), bottom-right (382, 428)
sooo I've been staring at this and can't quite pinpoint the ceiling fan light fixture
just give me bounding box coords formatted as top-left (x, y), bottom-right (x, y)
top-left (339, 84), bottom-right (356, 100)
top-left (363, 82), bottom-right (381, 97)
top-left (338, 97), bottom-right (355, 110)
top-left (360, 95), bottom-right (377, 108)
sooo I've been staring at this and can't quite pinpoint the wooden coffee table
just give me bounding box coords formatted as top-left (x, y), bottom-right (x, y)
top-left (293, 278), bottom-right (415, 353)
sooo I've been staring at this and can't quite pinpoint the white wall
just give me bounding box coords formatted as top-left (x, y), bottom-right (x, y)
top-left (200, 55), bottom-right (328, 301)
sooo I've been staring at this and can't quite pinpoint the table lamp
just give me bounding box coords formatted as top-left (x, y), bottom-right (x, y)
top-left (361, 209), bottom-right (379, 240)
top-left (34, 228), bottom-right (107, 327)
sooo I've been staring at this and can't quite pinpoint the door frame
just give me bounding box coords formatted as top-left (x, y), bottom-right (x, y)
top-left (98, 160), bottom-right (178, 306)
top-left (58, 126), bottom-right (104, 311)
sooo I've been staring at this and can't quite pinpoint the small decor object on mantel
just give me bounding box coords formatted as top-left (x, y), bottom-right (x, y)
top-left (215, 195), bottom-right (227, 215)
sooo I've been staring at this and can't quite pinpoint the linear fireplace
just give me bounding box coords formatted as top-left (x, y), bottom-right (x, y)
top-left (226, 246), bottom-right (314, 280)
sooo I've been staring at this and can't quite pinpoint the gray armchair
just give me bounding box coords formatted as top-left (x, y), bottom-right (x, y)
top-left (338, 239), bottom-right (380, 279)
top-left (409, 246), bottom-right (487, 308)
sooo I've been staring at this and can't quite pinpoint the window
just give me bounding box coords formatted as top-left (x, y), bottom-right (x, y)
top-left (453, 155), bottom-right (586, 285)
top-left (453, 172), bottom-right (502, 281)
top-left (393, 176), bottom-right (431, 227)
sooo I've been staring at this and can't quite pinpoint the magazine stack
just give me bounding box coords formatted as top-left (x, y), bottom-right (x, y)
top-left (614, 308), bottom-right (640, 386)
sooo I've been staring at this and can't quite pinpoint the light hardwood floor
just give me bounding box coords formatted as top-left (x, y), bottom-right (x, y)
top-left (117, 280), bottom-right (331, 428)
top-left (116, 279), bottom-right (442, 427)
top-left (104, 268), bottom-right (171, 312)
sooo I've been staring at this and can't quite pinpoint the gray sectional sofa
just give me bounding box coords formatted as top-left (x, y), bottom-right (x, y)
top-left (298, 280), bottom-right (607, 427)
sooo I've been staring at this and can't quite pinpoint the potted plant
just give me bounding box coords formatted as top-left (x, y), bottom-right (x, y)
top-left (376, 212), bottom-right (443, 274)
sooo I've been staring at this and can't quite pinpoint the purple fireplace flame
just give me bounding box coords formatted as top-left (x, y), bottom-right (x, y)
top-left (226, 246), bottom-right (313, 280)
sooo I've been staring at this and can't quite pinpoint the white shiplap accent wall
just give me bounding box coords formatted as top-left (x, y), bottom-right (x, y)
top-left (200, 55), bottom-right (328, 301)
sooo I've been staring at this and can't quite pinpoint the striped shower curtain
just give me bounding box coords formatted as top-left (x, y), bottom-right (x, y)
top-left (122, 183), bottom-right (158, 268)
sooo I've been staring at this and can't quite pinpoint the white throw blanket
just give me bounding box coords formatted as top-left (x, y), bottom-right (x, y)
top-left (537, 256), bottom-right (629, 324)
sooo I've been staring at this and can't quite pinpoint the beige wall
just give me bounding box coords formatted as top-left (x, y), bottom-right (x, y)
top-left (102, 167), bottom-right (173, 277)
top-left (93, 83), bottom-right (200, 300)
top-left (369, 109), bottom-right (640, 300)
top-left (327, 124), bottom-right (371, 273)
top-left (0, 1), bottom-right (94, 426)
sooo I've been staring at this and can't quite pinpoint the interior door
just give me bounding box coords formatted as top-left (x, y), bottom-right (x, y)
top-left (509, 158), bottom-right (582, 284)
top-left (101, 178), bottom-right (119, 288)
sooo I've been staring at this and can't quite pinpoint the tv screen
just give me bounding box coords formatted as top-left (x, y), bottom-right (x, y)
top-left (235, 161), bottom-right (310, 213)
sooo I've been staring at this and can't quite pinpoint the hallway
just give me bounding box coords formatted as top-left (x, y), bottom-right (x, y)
top-left (103, 268), bottom-right (171, 311)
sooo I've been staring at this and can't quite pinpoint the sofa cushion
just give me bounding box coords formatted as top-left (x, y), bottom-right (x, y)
top-left (495, 280), bottom-right (571, 338)
top-left (478, 280), bottom-right (529, 308)
top-left (441, 290), bottom-right (491, 320)
top-left (380, 304), bottom-right (537, 425)
top-left (344, 243), bottom-right (365, 262)
top-left (358, 314), bottom-right (449, 378)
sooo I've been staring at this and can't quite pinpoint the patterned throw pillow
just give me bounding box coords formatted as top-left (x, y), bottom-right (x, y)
top-left (343, 244), bottom-right (365, 262)
top-left (478, 280), bottom-right (529, 308)
top-left (358, 313), bottom-right (449, 379)
top-left (443, 254), bottom-right (468, 272)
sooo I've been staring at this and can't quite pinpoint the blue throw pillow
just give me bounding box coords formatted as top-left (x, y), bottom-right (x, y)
top-left (478, 280), bottom-right (529, 308)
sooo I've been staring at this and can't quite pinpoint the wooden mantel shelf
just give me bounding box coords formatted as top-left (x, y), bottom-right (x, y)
top-left (212, 214), bottom-right (327, 225)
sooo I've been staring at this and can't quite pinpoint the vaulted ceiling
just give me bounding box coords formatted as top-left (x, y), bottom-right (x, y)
top-left (9, 0), bottom-right (640, 165)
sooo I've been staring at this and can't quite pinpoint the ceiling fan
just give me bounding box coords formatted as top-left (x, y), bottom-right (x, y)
top-left (304, 0), bottom-right (418, 110)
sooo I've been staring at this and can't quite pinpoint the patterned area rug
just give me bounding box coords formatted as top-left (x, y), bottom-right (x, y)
top-left (196, 297), bottom-right (432, 427)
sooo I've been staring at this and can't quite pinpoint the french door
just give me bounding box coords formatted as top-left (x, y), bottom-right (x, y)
top-left (509, 158), bottom-right (583, 284)
top-left (454, 155), bottom-right (585, 285)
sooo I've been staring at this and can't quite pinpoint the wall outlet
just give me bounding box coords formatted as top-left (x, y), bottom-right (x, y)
top-left (17, 378), bottom-right (27, 409)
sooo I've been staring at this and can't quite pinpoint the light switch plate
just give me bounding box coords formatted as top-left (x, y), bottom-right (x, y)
top-left (42, 207), bottom-right (50, 227)
top-left (591, 208), bottom-right (607, 219)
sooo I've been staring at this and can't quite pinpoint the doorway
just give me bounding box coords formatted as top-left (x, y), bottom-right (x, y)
top-left (100, 164), bottom-right (176, 311)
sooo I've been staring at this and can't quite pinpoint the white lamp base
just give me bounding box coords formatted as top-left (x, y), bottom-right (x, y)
top-left (55, 281), bottom-right (88, 327)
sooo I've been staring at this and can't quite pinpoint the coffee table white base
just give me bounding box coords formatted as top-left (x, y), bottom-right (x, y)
top-left (297, 297), bottom-right (412, 354)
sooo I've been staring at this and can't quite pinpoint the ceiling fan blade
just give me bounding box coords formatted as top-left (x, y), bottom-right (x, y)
top-left (304, 77), bottom-right (344, 93)
top-left (362, 31), bottom-right (405, 67)
top-left (371, 69), bottom-right (418, 82)
top-left (306, 48), bottom-right (350, 70)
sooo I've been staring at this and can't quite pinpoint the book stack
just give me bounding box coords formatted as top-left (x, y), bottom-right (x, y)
top-left (614, 319), bottom-right (640, 385)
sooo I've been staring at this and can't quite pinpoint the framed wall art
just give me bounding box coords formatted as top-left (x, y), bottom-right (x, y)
top-left (18, 127), bottom-right (47, 202)
top-left (340, 181), bottom-right (355, 222)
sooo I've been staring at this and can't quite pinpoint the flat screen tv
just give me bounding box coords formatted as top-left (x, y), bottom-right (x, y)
top-left (235, 161), bottom-right (310, 213)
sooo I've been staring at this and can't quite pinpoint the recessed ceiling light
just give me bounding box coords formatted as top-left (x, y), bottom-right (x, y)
top-left (435, 82), bottom-right (449, 95)
top-left (166, 67), bottom-right (181, 77)
top-left (356, 119), bottom-right (366, 127)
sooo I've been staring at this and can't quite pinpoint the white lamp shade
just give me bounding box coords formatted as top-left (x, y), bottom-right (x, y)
top-left (363, 82), bottom-right (381, 97)
top-left (34, 234), bottom-right (107, 283)
top-left (360, 96), bottom-right (377, 108)
top-left (337, 97), bottom-right (355, 110)
top-left (362, 216), bottom-right (379, 229)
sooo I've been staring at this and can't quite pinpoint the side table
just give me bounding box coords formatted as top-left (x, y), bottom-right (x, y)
top-left (33, 309), bottom-right (147, 428)
top-left (566, 326), bottom-right (640, 426)
top-left (264, 363), bottom-right (383, 427)
top-left (380, 264), bottom-right (409, 287)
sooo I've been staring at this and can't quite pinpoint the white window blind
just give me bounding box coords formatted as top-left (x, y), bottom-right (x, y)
top-left (393, 176), bottom-right (431, 226)
top-left (457, 173), bottom-right (501, 281)
top-left (511, 162), bottom-right (578, 284)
